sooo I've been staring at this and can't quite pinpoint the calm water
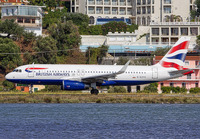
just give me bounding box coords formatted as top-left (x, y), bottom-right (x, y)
top-left (0, 104), bottom-right (200, 139)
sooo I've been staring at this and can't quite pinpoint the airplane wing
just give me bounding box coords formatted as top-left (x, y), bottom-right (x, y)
top-left (81, 60), bottom-right (130, 83)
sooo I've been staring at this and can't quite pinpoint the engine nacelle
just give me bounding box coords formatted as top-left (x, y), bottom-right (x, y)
top-left (62, 80), bottom-right (89, 90)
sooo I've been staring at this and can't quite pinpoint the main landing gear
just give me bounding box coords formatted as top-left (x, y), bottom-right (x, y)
top-left (91, 89), bottom-right (99, 95)
top-left (90, 82), bottom-right (99, 95)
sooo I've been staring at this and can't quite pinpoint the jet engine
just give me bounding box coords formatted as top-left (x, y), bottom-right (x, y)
top-left (61, 80), bottom-right (89, 90)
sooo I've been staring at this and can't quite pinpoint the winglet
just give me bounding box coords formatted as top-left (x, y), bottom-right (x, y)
top-left (117, 60), bottom-right (130, 74)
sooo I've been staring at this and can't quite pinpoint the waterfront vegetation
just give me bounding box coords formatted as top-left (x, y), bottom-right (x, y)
top-left (1, 92), bottom-right (200, 104)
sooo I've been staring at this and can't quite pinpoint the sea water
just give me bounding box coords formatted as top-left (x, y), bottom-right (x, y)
top-left (0, 104), bottom-right (199, 139)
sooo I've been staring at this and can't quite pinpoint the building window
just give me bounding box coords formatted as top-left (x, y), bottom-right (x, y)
top-left (187, 74), bottom-right (191, 79)
top-left (171, 28), bottom-right (179, 36)
top-left (147, 6), bottom-right (151, 14)
top-left (137, 7), bottom-right (141, 14)
top-left (185, 61), bottom-right (189, 66)
top-left (32, 19), bottom-right (35, 23)
top-left (181, 28), bottom-right (188, 35)
top-left (17, 17), bottom-right (23, 23)
top-left (137, 0), bottom-right (141, 5)
top-left (12, 9), bottom-right (14, 15)
top-left (89, 16), bottom-right (95, 24)
top-left (182, 83), bottom-right (186, 88)
top-left (160, 83), bottom-right (164, 86)
top-left (164, 0), bottom-right (171, 4)
top-left (25, 18), bottom-right (31, 23)
top-left (142, 7), bottom-right (146, 14)
top-left (195, 83), bottom-right (199, 87)
top-left (152, 6), bottom-right (154, 13)
top-left (152, 28), bottom-right (159, 35)
top-left (170, 83), bottom-right (174, 87)
top-left (142, 0), bottom-right (146, 5)
top-left (190, 28), bottom-right (198, 36)
top-left (6, 9), bottom-right (8, 15)
top-left (162, 28), bottom-right (169, 35)
top-left (164, 6), bottom-right (171, 13)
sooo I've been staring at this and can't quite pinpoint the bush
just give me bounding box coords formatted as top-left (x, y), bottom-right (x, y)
top-left (108, 86), bottom-right (127, 93)
top-left (161, 86), bottom-right (171, 93)
top-left (171, 86), bottom-right (181, 93)
top-left (102, 21), bottom-right (127, 35)
top-left (180, 87), bottom-right (187, 93)
top-left (2, 80), bottom-right (14, 89)
top-left (144, 83), bottom-right (158, 93)
top-left (190, 87), bottom-right (200, 94)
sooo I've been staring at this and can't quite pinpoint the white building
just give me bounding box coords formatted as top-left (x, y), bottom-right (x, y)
top-left (150, 22), bottom-right (200, 46)
top-left (70, 0), bottom-right (135, 25)
top-left (0, 5), bottom-right (45, 36)
top-left (136, 0), bottom-right (196, 26)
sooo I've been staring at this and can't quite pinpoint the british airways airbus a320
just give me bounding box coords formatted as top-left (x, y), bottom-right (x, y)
top-left (6, 37), bottom-right (193, 94)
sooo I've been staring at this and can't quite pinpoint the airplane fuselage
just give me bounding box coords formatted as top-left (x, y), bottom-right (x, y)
top-left (6, 64), bottom-right (174, 86)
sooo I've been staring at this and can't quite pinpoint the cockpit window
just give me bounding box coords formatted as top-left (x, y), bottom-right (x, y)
top-left (13, 69), bottom-right (22, 72)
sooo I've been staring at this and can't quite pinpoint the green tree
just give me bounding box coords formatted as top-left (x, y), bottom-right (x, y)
top-left (190, 0), bottom-right (200, 19)
top-left (22, 31), bottom-right (37, 48)
top-left (43, 9), bottom-right (67, 29)
top-left (88, 25), bottom-right (103, 35)
top-left (195, 35), bottom-right (200, 50)
top-left (32, 36), bottom-right (57, 64)
top-left (0, 19), bottom-right (24, 40)
top-left (0, 38), bottom-right (22, 74)
top-left (48, 21), bottom-right (81, 56)
top-left (86, 45), bottom-right (108, 64)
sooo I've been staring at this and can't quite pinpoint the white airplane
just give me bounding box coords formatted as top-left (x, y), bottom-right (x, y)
top-left (6, 37), bottom-right (193, 94)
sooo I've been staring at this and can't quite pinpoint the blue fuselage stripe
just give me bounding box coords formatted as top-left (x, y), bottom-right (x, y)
top-left (7, 79), bottom-right (157, 86)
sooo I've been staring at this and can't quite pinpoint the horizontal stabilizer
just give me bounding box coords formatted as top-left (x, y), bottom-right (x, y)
top-left (169, 69), bottom-right (194, 76)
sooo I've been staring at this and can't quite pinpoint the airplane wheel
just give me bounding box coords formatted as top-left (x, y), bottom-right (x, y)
top-left (91, 89), bottom-right (94, 94)
top-left (91, 89), bottom-right (99, 95)
top-left (94, 89), bottom-right (99, 95)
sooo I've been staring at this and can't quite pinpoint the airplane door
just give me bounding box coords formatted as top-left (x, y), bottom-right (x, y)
top-left (152, 67), bottom-right (158, 79)
top-left (77, 69), bottom-right (85, 77)
top-left (28, 66), bottom-right (34, 77)
top-left (77, 69), bottom-right (80, 77)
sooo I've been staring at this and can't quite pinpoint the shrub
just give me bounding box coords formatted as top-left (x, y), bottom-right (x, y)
top-left (180, 87), bottom-right (187, 93)
top-left (161, 86), bottom-right (171, 93)
top-left (144, 83), bottom-right (158, 93)
top-left (189, 87), bottom-right (200, 94)
top-left (2, 80), bottom-right (14, 89)
top-left (108, 86), bottom-right (127, 93)
top-left (171, 86), bottom-right (181, 93)
top-left (102, 21), bottom-right (127, 35)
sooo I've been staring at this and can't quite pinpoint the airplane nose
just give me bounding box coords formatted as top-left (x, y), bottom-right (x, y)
top-left (5, 73), bottom-right (11, 80)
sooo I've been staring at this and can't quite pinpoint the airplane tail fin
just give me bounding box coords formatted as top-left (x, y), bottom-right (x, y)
top-left (158, 37), bottom-right (190, 70)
